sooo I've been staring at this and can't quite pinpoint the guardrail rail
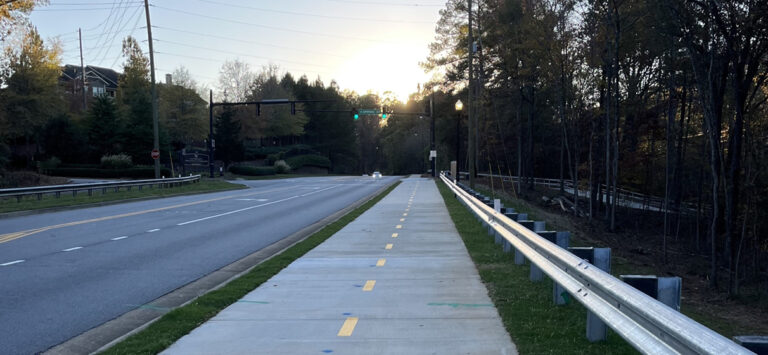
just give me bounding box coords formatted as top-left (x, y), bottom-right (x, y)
top-left (0, 175), bottom-right (202, 202)
top-left (440, 172), bottom-right (751, 355)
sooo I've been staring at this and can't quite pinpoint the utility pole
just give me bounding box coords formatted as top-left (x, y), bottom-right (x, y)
top-left (209, 90), bottom-right (215, 178)
top-left (144, 0), bottom-right (160, 179)
top-left (467, 0), bottom-right (475, 188)
top-left (78, 28), bottom-right (86, 111)
top-left (430, 93), bottom-right (436, 178)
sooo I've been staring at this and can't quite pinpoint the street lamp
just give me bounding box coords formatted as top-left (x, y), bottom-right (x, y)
top-left (455, 100), bottom-right (463, 182)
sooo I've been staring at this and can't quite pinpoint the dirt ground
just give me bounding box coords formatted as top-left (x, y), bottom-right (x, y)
top-left (475, 177), bottom-right (768, 337)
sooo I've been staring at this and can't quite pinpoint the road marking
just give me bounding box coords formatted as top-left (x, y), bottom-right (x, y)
top-left (177, 196), bottom-right (300, 225)
top-left (362, 280), bottom-right (376, 291)
top-left (111, 236), bottom-right (128, 241)
top-left (405, 209), bottom-right (409, 212)
top-left (62, 246), bottom-right (82, 252)
top-left (235, 198), bottom-right (269, 201)
top-left (300, 185), bottom-right (341, 197)
top-left (396, 225), bottom-right (402, 229)
top-left (391, 233), bottom-right (398, 238)
top-left (403, 213), bottom-right (407, 216)
top-left (337, 317), bottom-right (358, 336)
top-left (1, 260), bottom-right (25, 266)
top-left (376, 258), bottom-right (386, 266)
top-left (385, 243), bottom-right (393, 250)
top-left (0, 186), bottom-right (298, 245)
top-left (400, 218), bottom-right (405, 222)
top-left (147, 229), bottom-right (160, 233)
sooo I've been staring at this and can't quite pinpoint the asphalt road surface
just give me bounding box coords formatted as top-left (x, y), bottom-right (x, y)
top-left (0, 175), bottom-right (397, 354)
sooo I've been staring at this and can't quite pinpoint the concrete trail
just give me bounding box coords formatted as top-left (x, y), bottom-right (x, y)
top-left (164, 176), bottom-right (517, 355)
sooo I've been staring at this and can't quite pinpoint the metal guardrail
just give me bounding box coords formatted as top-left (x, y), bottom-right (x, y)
top-left (440, 172), bottom-right (751, 354)
top-left (472, 172), bottom-right (698, 214)
top-left (0, 175), bottom-right (202, 202)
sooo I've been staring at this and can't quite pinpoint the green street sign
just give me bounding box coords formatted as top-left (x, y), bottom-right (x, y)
top-left (358, 109), bottom-right (381, 115)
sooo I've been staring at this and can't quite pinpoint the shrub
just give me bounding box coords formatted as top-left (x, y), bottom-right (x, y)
top-left (266, 151), bottom-right (286, 165)
top-left (44, 167), bottom-right (171, 179)
top-left (40, 156), bottom-right (62, 170)
top-left (286, 154), bottom-right (331, 170)
top-left (101, 154), bottom-right (133, 169)
top-left (274, 160), bottom-right (291, 174)
top-left (229, 165), bottom-right (276, 176)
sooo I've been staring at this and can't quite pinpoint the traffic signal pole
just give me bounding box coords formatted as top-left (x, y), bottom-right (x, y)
top-left (430, 94), bottom-right (436, 178)
top-left (144, 0), bottom-right (160, 179)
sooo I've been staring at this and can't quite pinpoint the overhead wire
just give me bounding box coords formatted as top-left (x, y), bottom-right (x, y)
top-left (192, 0), bottom-right (435, 24)
top-left (151, 5), bottom-right (395, 44)
top-left (153, 51), bottom-right (332, 78)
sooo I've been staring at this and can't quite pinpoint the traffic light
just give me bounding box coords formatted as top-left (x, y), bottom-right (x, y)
top-left (352, 108), bottom-right (359, 120)
top-left (381, 106), bottom-right (388, 119)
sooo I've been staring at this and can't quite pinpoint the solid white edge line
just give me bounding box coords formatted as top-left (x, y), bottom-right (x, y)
top-left (62, 247), bottom-right (83, 252)
top-left (147, 229), bottom-right (160, 233)
top-left (1, 259), bottom-right (25, 266)
top-left (111, 236), bottom-right (128, 240)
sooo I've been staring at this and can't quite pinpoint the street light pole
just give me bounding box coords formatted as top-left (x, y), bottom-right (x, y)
top-left (144, 0), bottom-right (160, 179)
top-left (208, 90), bottom-right (214, 178)
top-left (467, 0), bottom-right (475, 188)
top-left (455, 99), bottom-right (463, 182)
top-left (430, 94), bottom-right (435, 178)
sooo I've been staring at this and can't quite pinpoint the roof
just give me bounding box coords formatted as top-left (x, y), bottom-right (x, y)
top-left (61, 64), bottom-right (121, 89)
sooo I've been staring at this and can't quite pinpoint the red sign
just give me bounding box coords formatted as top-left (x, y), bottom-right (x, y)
top-left (151, 149), bottom-right (160, 159)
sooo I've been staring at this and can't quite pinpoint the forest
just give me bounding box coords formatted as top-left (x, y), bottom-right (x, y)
top-left (417, 0), bottom-right (768, 298)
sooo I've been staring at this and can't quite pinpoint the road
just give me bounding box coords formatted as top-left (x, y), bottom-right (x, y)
top-left (0, 175), bottom-right (397, 355)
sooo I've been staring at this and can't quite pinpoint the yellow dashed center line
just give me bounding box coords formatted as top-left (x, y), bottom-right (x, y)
top-left (337, 317), bottom-right (359, 336)
top-left (385, 243), bottom-right (393, 250)
top-left (391, 233), bottom-right (398, 238)
top-left (403, 213), bottom-right (408, 216)
top-left (362, 280), bottom-right (376, 291)
top-left (376, 258), bottom-right (386, 266)
top-left (400, 218), bottom-right (405, 222)
top-left (396, 225), bottom-right (402, 229)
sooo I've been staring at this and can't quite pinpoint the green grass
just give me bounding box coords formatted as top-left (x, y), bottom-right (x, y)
top-left (0, 178), bottom-right (245, 214)
top-left (102, 181), bottom-right (400, 355)
top-left (438, 181), bottom-right (637, 355)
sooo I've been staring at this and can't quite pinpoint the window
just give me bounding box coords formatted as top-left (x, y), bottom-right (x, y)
top-left (93, 86), bottom-right (105, 97)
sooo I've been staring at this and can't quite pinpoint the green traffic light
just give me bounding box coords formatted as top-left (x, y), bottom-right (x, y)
top-left (354, 114), bottom-right (359, 120)
top-left (382, 113), bottom-right (387, 119)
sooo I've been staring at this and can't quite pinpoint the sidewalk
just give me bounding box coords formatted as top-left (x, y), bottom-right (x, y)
top-left (163, 176), bottom-right (517, 354)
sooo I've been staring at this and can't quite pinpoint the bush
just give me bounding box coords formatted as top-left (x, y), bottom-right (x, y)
top-left (266, 151), bottom-right (286, 166)
top-left (101, 154), bottom-right (133, 169)
top-left (286, 154), bottom-right (331, 170)
top-left (0, 171), bottom-right (69, 188)
top-left (40, 156), bottom-right (61, 170)
top-left (44, 167), bottom-right (171, 179)
top-left (274, 160), bottom-right (291, 174)
top-left (229, 165), bottom-right (276, 176)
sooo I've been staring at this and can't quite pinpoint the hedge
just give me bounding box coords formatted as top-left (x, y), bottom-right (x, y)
top-left (286, 154), bottom-right (331, 170)
top-left (45, 167), bottom-right (172, 179)
top-left (229, 165), bottom-right (276, 176)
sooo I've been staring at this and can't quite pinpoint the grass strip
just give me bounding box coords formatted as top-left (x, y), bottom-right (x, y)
top-left (437, 181), bottom-right (637, 355)
top-left (0, 179), bottom-right (245, 214)
top-left (102, 181), bottom-right (401, 355)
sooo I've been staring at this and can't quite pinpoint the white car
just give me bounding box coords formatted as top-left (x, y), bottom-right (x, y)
top-left (372, 171), bottom-right (382, 179)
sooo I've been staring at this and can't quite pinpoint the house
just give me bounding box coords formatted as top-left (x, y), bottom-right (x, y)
top-left (60, 64), bottom-right (120, 104)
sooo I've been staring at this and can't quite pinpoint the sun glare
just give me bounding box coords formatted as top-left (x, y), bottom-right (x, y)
top-left (336, 43), bottom-right (428, 103)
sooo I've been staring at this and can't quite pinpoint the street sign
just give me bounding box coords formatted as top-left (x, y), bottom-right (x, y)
top-left (151, 149), bottom-right (160, 160)
top-left (358, 109), bottom-right (380, 115)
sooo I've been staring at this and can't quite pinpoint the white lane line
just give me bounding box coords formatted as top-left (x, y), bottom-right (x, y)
top-left (1, 260), bottom-right (25, 266)
top-left (177, 184), bottom-right (341, 226)
top-left (147, 229), bottom-right (160, 233)
top-left (111, 236), bottom-right (128, 241)
top-left (235, 198), bottom-right (269, 201)
top-left (177, 196), bottom-right (300, 226)
top-left (62, 247), bottom-right (83, 252)
top-left (299, 185), bottom-right (341, 197)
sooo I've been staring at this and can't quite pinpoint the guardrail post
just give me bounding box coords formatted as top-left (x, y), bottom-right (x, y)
top-left (513, 214), bottom-right (528, 265)
top-left (492, 199), bottom-right (502, 243)
top-left (620, 275), bottom-right (682, 311)
top-left (528, 223), bottom-right (548, 282)
top-left (733, 336), bottom-right (768, 354)
top-left (551, 231), bottom-right (571, 305)
top-left (570, 247), bottom-right (612, 341)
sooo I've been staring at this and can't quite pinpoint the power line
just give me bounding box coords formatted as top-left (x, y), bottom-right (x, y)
top-left (45, 1), bottom-right (142, 5)
top-left (108, 5), bottom-right (145, 68)
top-left (154, 39), bottom-right (332, 69)
top-left (192, 0), bottom-right (434, 24)
top-left (152, 26), bottom-right (346, 59)
top-left (33, 5), bottom-right (142, 12)
top-left (153, 51), bottom-right (332, 78)
top-left (326, 0), bottom-right (443, 7)
top-left (151, 5), bottom-right (394, 44)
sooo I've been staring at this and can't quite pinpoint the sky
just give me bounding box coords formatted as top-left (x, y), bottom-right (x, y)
top-left (29, 0), bottom-right (446, 102)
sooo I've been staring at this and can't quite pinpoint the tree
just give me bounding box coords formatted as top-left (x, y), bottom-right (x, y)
top-left (0, 0), bottom-right (47, 42)
top-left (118, 36), bottom-right (167, 164)
top-left (158, 66), bottom-right (207, 146)
top-left (85, 94), bottom-right (123, 160)
top-left (213, 106), bottom-right (244, 167)
top-left (0, 27), bottom-right (62, 166)
top-left (246, 67), bottom-right (308, 140)
top-left (217, 59), bottom-right (255, 102)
